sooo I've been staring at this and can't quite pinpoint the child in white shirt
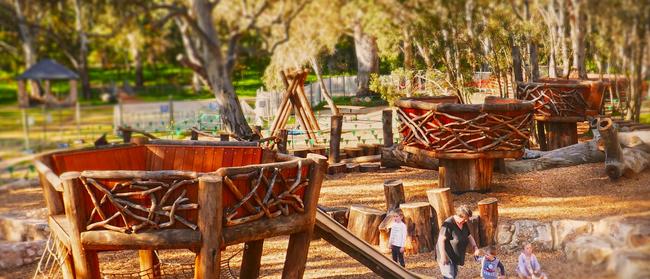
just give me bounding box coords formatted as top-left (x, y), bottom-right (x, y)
top-left (388, 209), bottom-right (408, 267)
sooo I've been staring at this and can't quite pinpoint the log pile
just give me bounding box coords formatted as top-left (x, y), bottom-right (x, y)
top-left (269, 69), bottom-right (320, 142)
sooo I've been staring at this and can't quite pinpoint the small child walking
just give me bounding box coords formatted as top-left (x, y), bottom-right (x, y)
top-left (388, 209), bottom-right (407, 267)
top-left (475, 246), bottom-right (506, 279)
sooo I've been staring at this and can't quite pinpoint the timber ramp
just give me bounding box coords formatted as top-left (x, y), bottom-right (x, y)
top-left (315, 209), bottom-right (432, 279)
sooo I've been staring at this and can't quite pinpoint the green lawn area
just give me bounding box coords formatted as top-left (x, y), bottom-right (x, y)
top-left (640, 113), bottom-right (650, 124)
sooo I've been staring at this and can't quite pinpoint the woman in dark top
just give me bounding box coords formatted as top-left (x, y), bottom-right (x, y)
top-left (436, 205), bottom-right (480, 279)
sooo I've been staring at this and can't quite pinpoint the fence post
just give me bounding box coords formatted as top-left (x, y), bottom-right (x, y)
top-left (168, 95), bottom-right (174, 127)
top-left (329, 115), bottom-right (343, 163)
top-left (21, 108), bottom-right (30, 151)
top-left (382, 109), bottom-right (393, 147)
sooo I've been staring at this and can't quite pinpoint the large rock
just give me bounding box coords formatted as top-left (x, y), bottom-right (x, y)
top-left (509, 220), bottom-right (553, 250)
top-left (564, 235), bottom-right (614, 266)
top-left (497, 223), bottom-right (514, 245)
top-left (552, 219), bottom-right (593, 250)
top-left (0, 213), bottom-right (49, 242)
top-left (0, 240), bottom-right (46, 269)
top-left (607, 245), bottom-right (650, 279)
top-left (594, 211), bottom-right (650, 246)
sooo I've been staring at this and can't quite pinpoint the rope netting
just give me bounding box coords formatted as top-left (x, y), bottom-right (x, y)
top-left (33, 234), bottom-right (68, 279)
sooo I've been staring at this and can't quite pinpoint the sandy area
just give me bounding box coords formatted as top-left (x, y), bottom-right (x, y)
top-left (2, 162), bottom-right (648, 278)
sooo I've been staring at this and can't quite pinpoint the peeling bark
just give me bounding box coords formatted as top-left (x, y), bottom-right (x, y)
top-left (353, 20), bottom-right (379, 96)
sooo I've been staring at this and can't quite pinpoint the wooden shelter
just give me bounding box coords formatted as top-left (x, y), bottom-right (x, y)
top-left (395, 96), bottom-right (534, 193)
top-left (34, 140), bottom-right (327, 278)
top-left (16, 59), bottom-right (79, 108)
top-left (516, 78), bottom-right (605, 150)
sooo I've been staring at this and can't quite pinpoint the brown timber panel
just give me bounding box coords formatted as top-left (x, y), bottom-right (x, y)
top-left (52, 146), bottom-right (147, 175)
top-left (144, 146), bottom-right (263, 172)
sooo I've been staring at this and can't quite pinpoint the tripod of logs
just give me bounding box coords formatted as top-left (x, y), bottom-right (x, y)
top-left (269, 69), bottom-right (321, 142)
top-left (516, 78), bottom-right (606, 150)
top-left (394, 96), bottom-right (534, 193)
top-left (323, 180), bottom-right (500, 255)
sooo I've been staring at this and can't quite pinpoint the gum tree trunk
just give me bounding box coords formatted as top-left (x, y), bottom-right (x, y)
top-left (568, 0), bottom-right (587, 79)
top-left (353, 20), bottom-right (379, 96)
top-left (73, 0), bottom-right (91, 99)
top-left (191, 0), bottom-right (254, 140)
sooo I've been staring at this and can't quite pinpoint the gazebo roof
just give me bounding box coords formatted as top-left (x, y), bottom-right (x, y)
top-left (16, 59), bottom-right (79, 80)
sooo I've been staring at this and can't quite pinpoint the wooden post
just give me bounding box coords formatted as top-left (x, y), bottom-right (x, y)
top-left (466, 216), bottom-right (481, 251)
top-left (190, 129), bottom-right (199, 140)
top-left (536, 121), bottom-right (548, 151)
top-left (240, 240), bottom-right (264, 279)
top-left (478, 198), bottom-right (498, 247)
top-left (281, 154), bottom-right (327, 279)
top-left (139, 250), bottom-right (160, 279)
top-left (400, 202), bottom-right (435, 254)
top-left (382, 109), bottom-right (393, 147)
top-left (220, 133), bottom-right (230, 141)
top-left (122, 129), bottom-right (133, 143)
top-left (21, 108), bottom-right (30, 150)
top-left (329, 115), bottom-right (343, 163)
top-left (383, 179), bottom-right (405, 211)
top-left (426, 188), bottom-right (454, 229)
top-left (278, 129), bottom-right (289, 154)
top-left (195, 175), bottom-right (223, 279)
top-left (61, 172), bottom-right (100, 279)
top-left (347, 205), bottom-right (385, 245)
top-left (438, 158), bottom-right (494, 193)
top-left (544, 122), bottom-right (578, 150)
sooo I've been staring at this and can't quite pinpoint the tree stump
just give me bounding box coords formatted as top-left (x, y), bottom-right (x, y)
top-left (543, 121), bottom-right (578, 150)
top-left (438, 158), bottom-right (494, 193)
top-left (478, 198), bottom-right (498, 246)
top-left (328, 163), bottom-right (347, 175)
top-left (358, 144), bottom-right (374, 156)
top-left (329, 115), bottom-right (343, 163)
top-left (383, 109), bottom-right (393, 147)
top-left (322, 207), bottom-right (349, 227)
top-left (345, 163), bottom-right (360, 173)
top-left (359, 163), bottom-right (380, 172)
top-left (343, 147), bottom-right (362, 158)
top-left (347, 205), bottom-right (385, 245)
top-left (383, 179), bottom-right (405, 211)
top-left (466, 216), bottom-right (481, 252)
top-left (426, 188), bottom-right (454, 230)
top-left (400, 202), bottom-right (435, 254)
top-left (378, 214), bottom-right (394, 254)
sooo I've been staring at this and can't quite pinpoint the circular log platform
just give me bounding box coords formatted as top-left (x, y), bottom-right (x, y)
top-left (395, 96), bottom-right (534, 193)
top-left (438, 158), bottom-right (494, 193)
top-left (347, 205), bottom-right (385, 245)
top-left (359, 163), bottom-right (381, 173)
top-left (383, 179), bottom-right (405, 211)
top-left (345, 163), bottom-right (360, 173)
top-left (327, 163), bottom-right (347, 175)
top-left (400, 202), bottom-right (434, 254)
top-left (517, 78), bottom-right (605, 150)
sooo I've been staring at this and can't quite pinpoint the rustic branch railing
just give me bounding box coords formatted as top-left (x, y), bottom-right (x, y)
top-left (516, 83), bottom-right (591, 120)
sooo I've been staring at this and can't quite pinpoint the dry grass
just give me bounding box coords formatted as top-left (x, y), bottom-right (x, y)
top-left (2, 162), bottom-right (648, 278)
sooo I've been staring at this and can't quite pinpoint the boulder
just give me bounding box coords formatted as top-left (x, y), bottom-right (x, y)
top-left (594, 211), bottom-right (650, 246)
top-left (564, 235), bottom-right (614, 266)
top-left (497, 224), bottom-right (514, 245)
top-left (552, 219), bottom-right (593, 250)
top-left (510, 220), bottom-right (553, 250)
top-left (607, 245), bottom-right (650, 279)
top-left (0, 213), bottom-right (49, 242)
top-left (0, 240), bottom-right (46, 269)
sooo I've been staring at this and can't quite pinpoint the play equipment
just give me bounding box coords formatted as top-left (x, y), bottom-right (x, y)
top-left (516, 78), bottom-right (606, 150)
top-left (34, 139), bottom-right (327, 278)
top-left (395, 95), bottom-right (534, 193)
top-left (16, 59), bottom-right (79, 108)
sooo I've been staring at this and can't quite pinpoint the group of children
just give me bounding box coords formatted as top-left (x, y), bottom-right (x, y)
top-left (388, 209), bottom-right (547, 279)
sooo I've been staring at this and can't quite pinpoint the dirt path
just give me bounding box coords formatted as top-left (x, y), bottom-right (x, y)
top-left (2, 163), bottom-right (648, 278)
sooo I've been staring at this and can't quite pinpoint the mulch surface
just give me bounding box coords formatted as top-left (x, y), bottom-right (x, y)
top-left (2, 163), bottom-right (648, 278)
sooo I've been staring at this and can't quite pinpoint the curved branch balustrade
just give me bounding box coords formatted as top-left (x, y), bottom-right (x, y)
top-left (395, 96), bottom-right (534, 193)
top-left (516, 78), bottom-right (606, 150)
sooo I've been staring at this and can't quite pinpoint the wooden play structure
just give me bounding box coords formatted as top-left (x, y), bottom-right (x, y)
top-left (394, 95), bottom-right (534, 193)
top-left (16, 59), bottom-right (79, 108)
top-left (34, 139), bottom-right (328, 278)
top-left (516, 78), bottom-right (606, 150)
top-left (269, 69), bottom-right (321, 142)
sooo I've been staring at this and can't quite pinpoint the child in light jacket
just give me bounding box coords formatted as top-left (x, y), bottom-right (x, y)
top-left (388, 209), bottom-right (407, 267)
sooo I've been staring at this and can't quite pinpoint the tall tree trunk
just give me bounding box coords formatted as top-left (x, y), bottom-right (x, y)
top-left (127, 32), bottom-right (144, 88)
top-left (309, 56), bottom-right (339, 116)
top-left (190, 0), bottom-right (254, 140)
top-left (529, 43), bottom-right (540, 81)
top-left (545, 0), bottom-right (559, 78)
top-left (558, 0), bottom-right (570, 77)
top-left (626, 18), bottom-right (647, 122)
top-left (402, 28), bottom-right (413, 71)
top-left (14, 0), bottom-right (38, 96)
top-left (415, 42), bottom-right (433, 71)
top-left (511, 37), bottom-right (524, 82)
top-left (568, 0), bottom-right (587, 79)
top-left (353, 20), bottom-right (379, 96)
top-left (73, 0), bottom-right (91, 99)
top-left (175, 18), bottom-right (208, 92)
